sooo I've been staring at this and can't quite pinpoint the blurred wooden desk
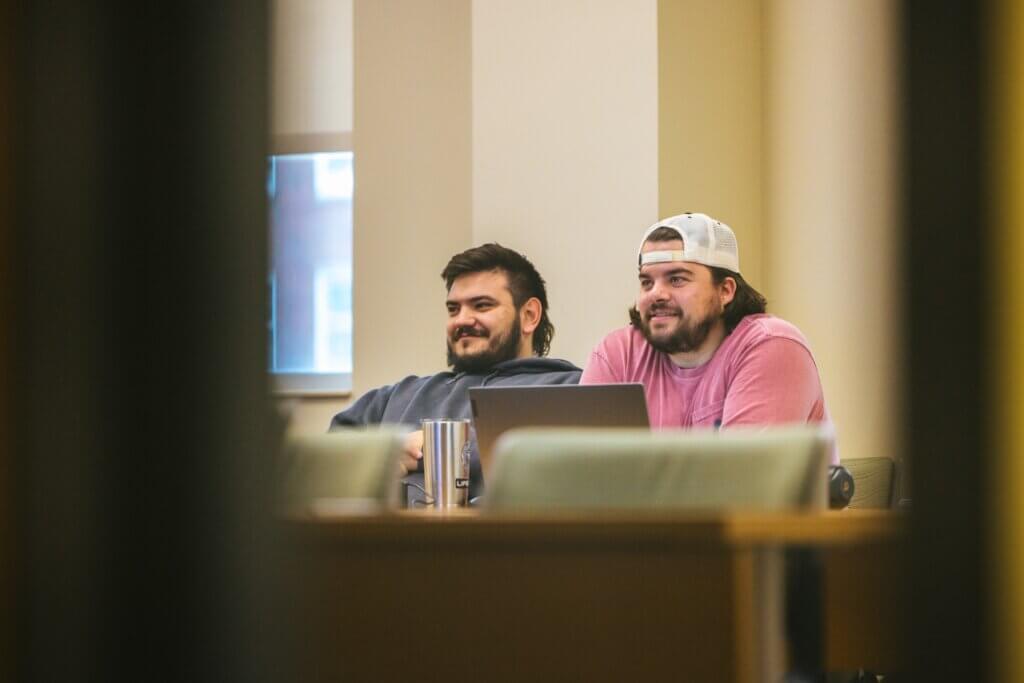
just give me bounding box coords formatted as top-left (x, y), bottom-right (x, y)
top-left (277, 509), bottom-right (905, 682)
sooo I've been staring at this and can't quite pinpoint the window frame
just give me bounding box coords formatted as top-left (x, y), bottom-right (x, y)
top-left (268, 131), bottom-right (354, 398)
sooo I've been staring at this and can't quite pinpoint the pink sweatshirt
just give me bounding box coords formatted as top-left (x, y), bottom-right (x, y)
top-left (581, 314), bottom-right (838, 464)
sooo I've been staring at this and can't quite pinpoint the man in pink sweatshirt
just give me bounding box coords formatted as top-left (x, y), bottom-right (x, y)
top-left (581, 212), bottom-right (837, 463)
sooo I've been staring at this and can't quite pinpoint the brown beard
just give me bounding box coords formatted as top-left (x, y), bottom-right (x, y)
top-left (446, 315), bottom-right (523, 373)
top-left (628, 302), bottom-right (721, 354)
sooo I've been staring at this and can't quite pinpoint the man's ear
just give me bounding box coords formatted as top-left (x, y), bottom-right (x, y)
top-left (719, 276), bottom-right (737, 307)
top-left (519, 297), bottom-right (542, 335)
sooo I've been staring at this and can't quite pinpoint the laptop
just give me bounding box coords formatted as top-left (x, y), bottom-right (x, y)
top-left (469, 383), bottom-right (650, 480)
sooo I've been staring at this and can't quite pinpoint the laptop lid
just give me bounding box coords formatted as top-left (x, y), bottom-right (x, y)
top-left (469, 383), bottom-right (650, 481)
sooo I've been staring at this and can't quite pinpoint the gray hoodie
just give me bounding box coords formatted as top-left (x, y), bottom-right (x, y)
top-left (328, 357), bottom-right (582, 499)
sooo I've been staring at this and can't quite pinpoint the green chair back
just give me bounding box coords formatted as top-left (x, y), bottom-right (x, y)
top-left (484, 426), bottom-right (830, 512)
top-left (280, 429), bottom-right (403, 512)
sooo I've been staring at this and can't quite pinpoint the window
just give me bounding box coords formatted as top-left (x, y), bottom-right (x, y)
top-left (267, 144), bottom-right (353, 394)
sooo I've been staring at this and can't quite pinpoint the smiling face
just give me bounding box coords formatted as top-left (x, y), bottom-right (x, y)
top-left (445, 269), bottom-right (533, 373)
top-left (635, 238), bottom-right (734, 358)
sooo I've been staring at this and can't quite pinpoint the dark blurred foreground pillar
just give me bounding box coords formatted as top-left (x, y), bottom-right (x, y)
top-left (904, 1), bottom-right (990, 680)
top-left (6, 2), bottom-right (278, 680)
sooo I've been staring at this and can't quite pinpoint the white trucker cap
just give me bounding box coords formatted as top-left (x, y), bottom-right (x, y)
top-left (637, 212), bottom-right (740, 274)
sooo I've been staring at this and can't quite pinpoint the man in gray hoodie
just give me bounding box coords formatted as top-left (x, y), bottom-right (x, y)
top-left (329, 243), bottom-right (581, 500)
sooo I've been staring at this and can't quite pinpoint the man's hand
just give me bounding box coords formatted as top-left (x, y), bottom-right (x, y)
top-left (399, 430), bottom-right (424, 474)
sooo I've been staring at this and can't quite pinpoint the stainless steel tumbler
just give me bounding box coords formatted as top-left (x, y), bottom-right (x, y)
top-left (421, 419), bottom-right (472, 507)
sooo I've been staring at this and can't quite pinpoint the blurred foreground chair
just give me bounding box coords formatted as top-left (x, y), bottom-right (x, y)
top-left (484, 425), bottom-right (830, 511)
top-left (279, 429), bottom-right (403, 514)
top-left (841, 457), bottom-right (896, 509)
top-left (483, 426), bottom-right (837, 681)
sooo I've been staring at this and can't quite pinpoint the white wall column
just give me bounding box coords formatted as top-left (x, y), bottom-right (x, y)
top-left (351, 0), bottom-right (473, 393)
top-left (472, 0), bottom-right (659, 366)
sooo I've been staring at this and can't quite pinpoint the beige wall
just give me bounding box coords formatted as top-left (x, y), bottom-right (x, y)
top-left (472, 0), bottom-right (659, 365)
top-left (352, 0), bottom-right (472, 386)
top-left (658, 0), bottom-right (901, 466)
top-left (658, 0), bottom-right (767, 291)
top-left (766, 0), bottom-right (900, 463)
top-left (271, 0), bottom-right (353, 136)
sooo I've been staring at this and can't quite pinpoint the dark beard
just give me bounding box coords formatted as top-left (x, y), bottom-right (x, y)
top-left (628, 305), bottom-right (717, 354)
top-left (447, 315), bottom-right (523, 374)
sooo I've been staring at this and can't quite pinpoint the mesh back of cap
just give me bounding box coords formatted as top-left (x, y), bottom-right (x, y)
top-left (713, 223), bottom-right (738, 260)
top-left (639, 213), bottom-right (741, 273)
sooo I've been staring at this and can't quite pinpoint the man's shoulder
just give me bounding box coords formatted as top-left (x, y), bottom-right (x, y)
top-left (378, 371), bottom-right (457, 392)
top-left (357, 371), bottom-right (463, 405)
top-left (491, 357), bottom-right (582, 384)
top-left (330, 370), bottom-right (467, 429)
top-left (584, 326), bottom-right (662, 381)
top-left (595, 325), bottom-right (647, 351)
top-left (731, 315), bottom-right (813, 351)
top-left (382, 360), bottom-right (582, 389)
top-left (592, 326), bottom-right (659, 366)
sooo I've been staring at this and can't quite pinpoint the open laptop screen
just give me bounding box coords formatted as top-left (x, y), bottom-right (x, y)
top-left (469, 383), bottom-right (650, 480)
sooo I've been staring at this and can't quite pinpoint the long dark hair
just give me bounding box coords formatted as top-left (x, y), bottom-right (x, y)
top-left (441, 243), bottom-right (554, 356)
top-left (710, 267), bottom-right (767, 333)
